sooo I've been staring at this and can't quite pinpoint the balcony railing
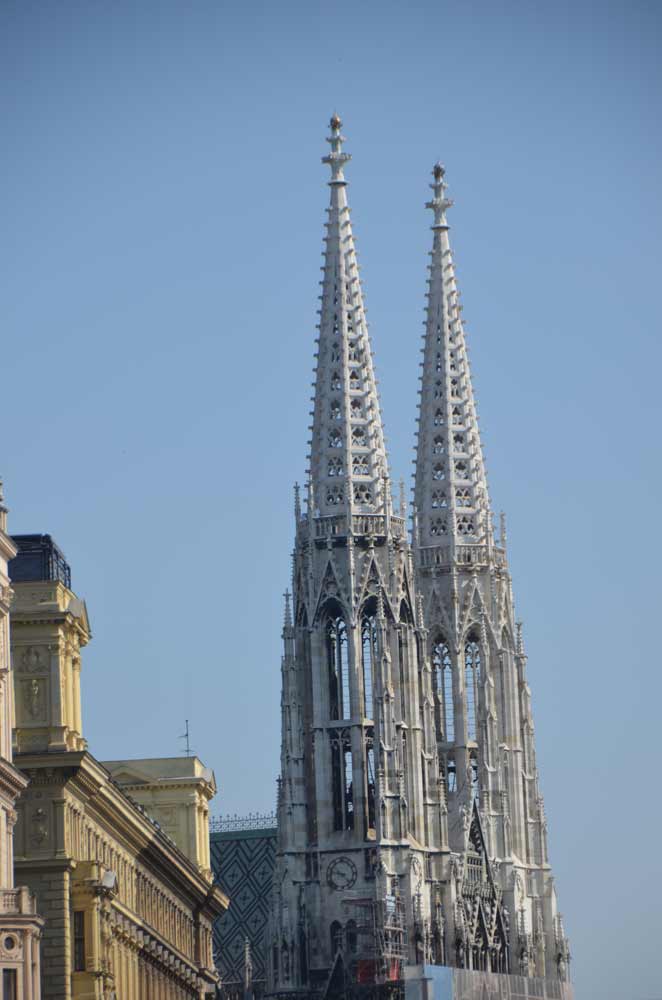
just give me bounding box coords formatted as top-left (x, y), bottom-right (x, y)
top-left (312, 513), bottom-right (407, 541)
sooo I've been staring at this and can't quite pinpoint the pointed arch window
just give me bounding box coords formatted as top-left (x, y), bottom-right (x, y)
top-left (450, 378), bottom-right (461, 398)
top-left (464, 638), bottom-right (480, 741)
top-left (434, 409), bottom-right (444, 426)
top-left (354, 484), bottom-right (372, 506)
top-left (434, 381), bottom-right (443, 399)
top-left (432, 640), bottom-right (454, 742)
top-left (348, 341), bottom-right (362, 362)
top-left (326, 487), bottom-right (343, 507)
top-left (453, 433), bottom-right (465, 450)
top-left (365, 727), bottom-right (376, 834)
top-left (330, 401), bottom-right (342, 421)
top-left (329, 430), bottom-right (342, 449)
top-left (349, 371), bottom-right (360, 390)
top-left (330, 921), bottom-right (343, 954)
top-left (456, 487), bottom-right (471, 507)
top-left (350, 398), bottom-right (363, 418)
top-left (351, 427), bottom-right (366, 447)
top-left (435, 353), bottom-right (442, 373)
top-left (457, 515), bottom-right (475, 536)
top-left (430, 517), bottom-right (447, 537)
top-left (331, 343), bottom-right (341, 363)
top-left (432, 464), bottom-right (445, 481)
top-left (352, 455), bottom-right (369, 476)
top-left (326, 612), bottom-right (350, 720)
top-left (360, 604), bottom-right (378, 719)
top-left (431, 490), bottom-right (447, 509)
top-left (452, 406), bottom-right (462, 425)
top-left (330, 730), bottom-right (354, 831)
top-left (454, 460), bottom-right (469, 480)
top-left (433, 436), bottom-right (445, 454)
top-left (328, 457), bottom-right (344, 477)
top-left (331, 372), bottom-right (341, 391)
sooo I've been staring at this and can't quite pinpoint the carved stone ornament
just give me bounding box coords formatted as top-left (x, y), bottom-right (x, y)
top-left (30, 807), bottom-right (48, 846)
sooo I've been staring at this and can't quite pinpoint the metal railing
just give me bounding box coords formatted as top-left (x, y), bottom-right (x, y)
top-left (210, 812), bottom-right (277, 833)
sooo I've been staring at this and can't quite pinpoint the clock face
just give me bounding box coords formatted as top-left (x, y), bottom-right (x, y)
top-left (326, 856), bottom-right (358, 891)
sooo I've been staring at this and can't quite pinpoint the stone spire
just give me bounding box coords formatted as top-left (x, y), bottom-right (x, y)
top-left (414, 164), bottom-right (491, 555)
top-left (308, 114), bottom-right (391, 519)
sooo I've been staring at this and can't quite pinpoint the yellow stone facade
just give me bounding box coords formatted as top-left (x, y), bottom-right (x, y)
top-left (103, 757), bottom-right (215, 880)
top-left (0, 507), bottom-right (43, 999)
top-left (10, 557), bottom-right (228, 999)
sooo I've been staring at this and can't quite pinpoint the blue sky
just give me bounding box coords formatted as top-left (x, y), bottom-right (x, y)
top-left (3, 2), bottom-right (661, 997)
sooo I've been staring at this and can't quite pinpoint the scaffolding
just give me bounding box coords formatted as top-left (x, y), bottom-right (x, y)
top-left (335, 892), bottom-right (407, 999)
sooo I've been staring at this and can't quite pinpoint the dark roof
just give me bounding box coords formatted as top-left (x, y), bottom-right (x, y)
top-left (9, 534), bottom-right (71, 588)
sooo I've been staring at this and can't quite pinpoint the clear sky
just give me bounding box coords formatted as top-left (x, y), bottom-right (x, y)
top-left (3, 2), bottom-right (661, 997)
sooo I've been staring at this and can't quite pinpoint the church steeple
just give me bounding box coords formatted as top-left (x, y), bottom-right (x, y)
top-left (309, 115), bottom-right (391, 520)
top-left (414, 164), bottom-right (492, 556)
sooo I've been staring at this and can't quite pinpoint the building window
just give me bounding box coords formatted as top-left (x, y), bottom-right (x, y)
top-left (331, 921), bottom-right (343, 954)
top-left (432, 640), bottom-right (454, 742)
top-left (360, 608), bottom-right (378, 718)
top-left (331, 731), bottom-right (354, 831)
top-left (465, 639), bottom-right (480, 741)
top-left (352, 454), bottom-right (369, 476)
top-left (330, 400), bottom-right (342, 421)
top-left (430, 517), bottom-right (447, 537)
top-left (346, 920), bottom-right (358, 953)
top-left (2, 970), bottom-right (17, 1000)
top-left (326, 613), bottom-right (349, 720)
top-left (328, 457), bottom-right (343, 477)
top-left (73, 910), bottom-right (85, 972)
top-left (431, 490), bottom-right (447, 509)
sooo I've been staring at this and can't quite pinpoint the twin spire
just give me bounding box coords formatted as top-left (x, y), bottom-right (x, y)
top-left (307, 117), bottom-right (490, 551)
top-left (308, 116), bottom-right (391, 520)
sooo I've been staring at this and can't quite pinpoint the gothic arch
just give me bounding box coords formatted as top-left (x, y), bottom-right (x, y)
top-left (322, 599), bottom-right (350, 721)
top-left (431, 634), bottom-right (455, 744)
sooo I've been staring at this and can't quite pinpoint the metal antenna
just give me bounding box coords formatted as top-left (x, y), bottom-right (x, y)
top-left (179, 719), bottom-right (194, 757)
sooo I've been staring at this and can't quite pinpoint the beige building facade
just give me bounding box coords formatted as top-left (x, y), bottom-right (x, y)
top-left (103, 756), bottom-right (215, 881)
top-left (9, 534), bottom-right (228, 999)
top-left (0, 496), bottom-right (43, 999)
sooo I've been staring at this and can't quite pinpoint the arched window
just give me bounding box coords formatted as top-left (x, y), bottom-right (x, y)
top-left (330, 400), bottom-right (342, 421)
top-left (331, 372), bottom-right (341, 391)
top-left (365, 727), bottom-right (376, 834)
top-left (432, 640), bottom-right (454, 742)
top-left (330, 921), bottom-right (343, 955)
top-left (433, 436), bottom-right (445, 454)
top-left (346, 920), bottom-right (358, 954)
top-left (328, 457), bottom-right (343, 477)
top-left (351, 426), bottom-right (366, 447)
top-left (361, 604), bottom-right (378, 719)
top-left (431, 490), bottom-right (447, 509)
top-left (331, 730), bottom-right (354, 831)
top-left (465, 638), bottom-right (480, 741)
top-left (326, 612), bottom-right (349, 720)
top-left (434, 409), bottom-right (444, 426)
top-left (329, 429), bottom-right (342, 449)
top-left (352, 455), bottom-right (369, 476)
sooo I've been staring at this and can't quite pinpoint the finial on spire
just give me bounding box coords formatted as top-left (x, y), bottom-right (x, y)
top-left (294, 482), bottom-right (301, 523)
top-left (399, 478), bottom-right (407, 518)
top-left (323, 112), bottom-right (351, 184)
top-left (283, 590), bottom-right (293, 629)
top-left (426, 162), bottom-right (453, 230)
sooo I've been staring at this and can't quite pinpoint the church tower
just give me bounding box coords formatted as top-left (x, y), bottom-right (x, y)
top-left (412, 164), bottom-right (571, 988)
top-left (269, 118), bottom-right (450, 996)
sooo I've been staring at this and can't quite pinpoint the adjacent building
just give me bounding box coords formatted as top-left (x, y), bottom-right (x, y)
top-left (210, 813), bottom-right (277, 1000)
top-left (9, 533), bottom-right (229, 999)
top-left (0, 492), bottom-right (42, 999)
top-left (268, 118), bottom-right (571, 1000)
